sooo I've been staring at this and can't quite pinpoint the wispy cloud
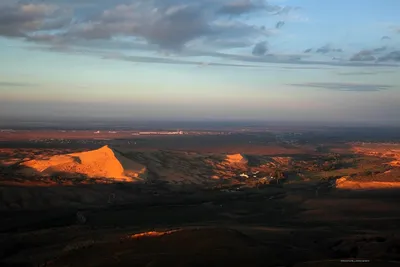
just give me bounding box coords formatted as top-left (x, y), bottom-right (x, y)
top-left (275, 21), bottom-right (285, 29)
top-left (283, 66), bottom-right (333, 70)
top-left (315, 44), bottom-right (343, 54)
top-left (336, 70), bottom-right (395, 76)
top-left (192, 51), bottom-right (398, 67)
top-left (336, 71), bottom-right (377, 76)
top-left (388, 25), bottom-right (400, 34)
top-left (288, 82), bottom-right (392, 92)
top-left (0, 81), bottom-right (37, 87)
top-left (103, 53), bottom-right (263, 68)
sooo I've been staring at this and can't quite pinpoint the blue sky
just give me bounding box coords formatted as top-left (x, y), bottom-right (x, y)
top-left (0, 0), bottom-right (399, 124)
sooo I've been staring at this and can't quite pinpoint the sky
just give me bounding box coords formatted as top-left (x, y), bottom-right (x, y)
top-left (0, 0), bottom-right (400, 125)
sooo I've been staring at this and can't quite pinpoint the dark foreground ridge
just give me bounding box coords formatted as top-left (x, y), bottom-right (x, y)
top-left (1, 187), bottom-right (399, 267)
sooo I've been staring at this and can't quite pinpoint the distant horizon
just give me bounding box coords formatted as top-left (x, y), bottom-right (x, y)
top-left (1, 116), bottom-right (399, 129)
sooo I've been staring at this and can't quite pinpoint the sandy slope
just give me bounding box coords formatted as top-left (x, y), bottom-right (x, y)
top-left (21, 146), bottom-right (146, 181)
top-left (225, 153), bottom-right (248, 164)
top-left (351, 144), bottom-right (400, 167)
top-left (336, 177), bottom-right (400, 190)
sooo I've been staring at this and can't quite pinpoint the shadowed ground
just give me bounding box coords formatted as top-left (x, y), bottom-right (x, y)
top-left (0, 185), bottom-right (399, 267)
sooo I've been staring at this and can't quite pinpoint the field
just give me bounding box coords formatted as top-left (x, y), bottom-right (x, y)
top-left (0, 127), bottom-right (399, 266)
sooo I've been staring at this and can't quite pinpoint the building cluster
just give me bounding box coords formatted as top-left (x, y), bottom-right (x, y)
top-left (238, 170), bottom-right (282, 184)
top-left (28, 138), bottom-right (109, 145)
top-left (136, 131), bottom-right (184, 135)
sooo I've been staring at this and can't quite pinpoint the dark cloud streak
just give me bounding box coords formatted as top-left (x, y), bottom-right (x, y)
top-left (289, 82), bottom-right (392, 92)
top-left (275, 21), bottom-right (285, 29)
top-left (316, 44), bottom-right (343, 54)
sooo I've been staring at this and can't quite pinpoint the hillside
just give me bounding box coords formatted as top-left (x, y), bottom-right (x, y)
top-left (20, 146), bottom-right (146, 181)
top-left (225, 153), bottom-right (248, 164)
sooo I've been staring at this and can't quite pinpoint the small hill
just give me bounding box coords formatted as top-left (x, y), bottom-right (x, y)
top-left (20, 146), bottom-right (146, 181)
top-left (225, 154), bottom-right (248, 164)
top-left (272, 157), bottom-right (292, 166)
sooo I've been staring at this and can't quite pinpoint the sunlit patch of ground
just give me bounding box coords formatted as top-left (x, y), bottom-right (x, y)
top-left (126, 229), bottom-right (181, 239)
top-left (20, 146), bottom-right (146, 181)
top-left (351, 143), bottom-right (400, 167)
top-left (336, 179), bottom-right (400, 190)
top-left (225, 153), bottom-right (248, 164)
top-left (390, 160), bottom-right (400, 167)
top-left (272, 156), bottom-right (292, 166)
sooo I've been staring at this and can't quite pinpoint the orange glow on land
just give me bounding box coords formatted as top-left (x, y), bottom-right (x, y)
top-left (351, 143), bottom-right (400, 167)
top-left (126, 230), bottom-right (181, 239)
top-left (335, 178), bottom-right (400, 190)
top-left (21, 145), bottom-right (146, 181)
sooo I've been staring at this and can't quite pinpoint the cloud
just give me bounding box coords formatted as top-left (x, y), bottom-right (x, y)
top-left (103, 54), bottom-right (261, 68)
top-left (0, 2), bottom-right (71, 37)
top-left (282, 66), bottom-right (333, 70)
top-left (218, 0), bottom-right (266, 15)
top-left (275, 21), bottom-right (285, 29)
top-left (336, 71), bottom-right (377, 76)
top-left (34, 46), bottom-right (263, 68)
top-left (217, 0), bottom-right (288, 16)
top-left (0, 81), bottom-right (37, 87)
top-left (349, 50), bottom-right (376, 61)
top-left (85, 3), bottom-right (212, 50)
top-left (31, 40), bottom-right (399, 68)
top-left (378, 51), bottom-right (400, 62)
top-left (381, 36), bottom-right (391, 40)
top-left (252, 41), bottom-right (268, 56)
top-left (336, 70), bottom-right (395, 76)
top-left (388, 25), bottom-right (400, 34)
top-left (3, 0), bottom-right (293, 52)
top-left (288, 82), bottom-right (392, 92)
top-left (181, 49), bottom-right (398, 67)
top-left (301, 44), bottom-right (343, 55)
top-left (315, 44), bottom-right (343, 54)
top-left (372, 46), bottom-right (387, 53)
top-left (350, 47), bottom-right (392, 62)
top-left (1, 1), bottom-right (398, 69)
